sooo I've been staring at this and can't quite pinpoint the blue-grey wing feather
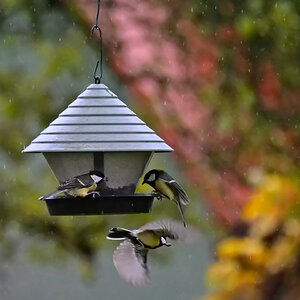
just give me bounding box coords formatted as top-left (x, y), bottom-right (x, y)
top-left (139, 219), bottom-right (200, 244)
top-left (159, 172), bottom-right (190, 205)
top-left (113, 240), bottom-right (149, 286)
top-left (58, 174), bottom-right (91, 190)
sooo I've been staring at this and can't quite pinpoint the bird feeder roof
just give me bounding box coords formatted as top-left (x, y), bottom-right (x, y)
top-left (23, 84), bottom-right (173, 153)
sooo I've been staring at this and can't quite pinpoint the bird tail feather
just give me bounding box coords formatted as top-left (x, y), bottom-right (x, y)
top-left (106, 228), bottom-right (133, 240)
top-left (177, 201), bottom-right (187, 227)
top-left (39, 190), bottom-right (64, 200)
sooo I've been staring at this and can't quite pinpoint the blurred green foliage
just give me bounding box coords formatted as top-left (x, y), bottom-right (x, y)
top-left (0, 0), bottom-right (109, 276)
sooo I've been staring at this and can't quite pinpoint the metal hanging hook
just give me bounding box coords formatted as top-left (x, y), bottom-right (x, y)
top-left (91, 0), bottom-right (103, 84)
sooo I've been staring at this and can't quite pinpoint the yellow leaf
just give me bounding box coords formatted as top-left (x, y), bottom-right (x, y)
top-left (217, 237), bottom-right (267, 267)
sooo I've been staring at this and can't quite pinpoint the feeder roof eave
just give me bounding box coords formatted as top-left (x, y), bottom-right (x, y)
top-left (22, 144), bottom-right (173, 153)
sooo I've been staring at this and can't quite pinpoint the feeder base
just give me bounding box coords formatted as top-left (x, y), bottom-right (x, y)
top-left (42, 194), bottom-right (154, 216)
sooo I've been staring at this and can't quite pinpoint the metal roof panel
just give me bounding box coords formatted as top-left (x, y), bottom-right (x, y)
top-left (59, 106), bottom-right (135, 116)
top-left (41, 125), bottom-right (154, 134)
top-left (69, 98), bottom-right (125, 107)
top-left (50, 116), bottom-right (145, 125)
top-left (32, 133), bottom-right (163, 143)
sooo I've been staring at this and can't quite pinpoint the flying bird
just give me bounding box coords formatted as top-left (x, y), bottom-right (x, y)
top-left (142, 169), bottom-right (190, 227)
top-left (106, 219), bottom-right (200, 286)
top-left (39, 170), bottom-right (106, 200)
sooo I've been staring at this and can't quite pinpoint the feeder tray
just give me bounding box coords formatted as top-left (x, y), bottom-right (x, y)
top-left (43, 194), bottom-right (154, 216)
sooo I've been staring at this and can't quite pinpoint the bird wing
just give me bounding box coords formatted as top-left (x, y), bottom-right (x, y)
top-left (139, 219), bottom-right (200, 244)
top-left (58, 176), bottom-right (90, 191)
top-left (159, 172), bottom-right (190, 205)
top-left (113, 240), bottom-right (149, 287)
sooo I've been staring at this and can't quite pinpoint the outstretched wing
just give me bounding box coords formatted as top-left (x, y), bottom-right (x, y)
top-left (159, 172), bottom-right (190, 205)
top-left (113, 240), bottom-right (149, 287)
top-left (139, 219), bottom-right (200, 244)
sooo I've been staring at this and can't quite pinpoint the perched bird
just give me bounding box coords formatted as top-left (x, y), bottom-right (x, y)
top-left (39, 170), bottom-right (106, 200)
top-left (142, 169), bottom-right (190, 227)
top-left (107, 219), bottom-right (200, 286)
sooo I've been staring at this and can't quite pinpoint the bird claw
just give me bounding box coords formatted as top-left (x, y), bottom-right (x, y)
top-left (151, 191), bottom-right (163, 201)
top-left (88, 191), bottom-right (101, 198)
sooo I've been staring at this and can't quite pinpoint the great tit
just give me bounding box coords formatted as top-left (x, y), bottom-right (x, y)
top-left (106, 219), bottom-right (200, 286)
top-left (142, 169), bottom-right (190, 227)
top-left (39, 170), bottom-right (106, 200)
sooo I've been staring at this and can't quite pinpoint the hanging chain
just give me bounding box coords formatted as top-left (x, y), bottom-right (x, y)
top-left (91, 0), bottom-right (103, 84)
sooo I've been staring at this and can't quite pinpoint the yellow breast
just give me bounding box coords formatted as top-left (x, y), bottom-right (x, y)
top-left (88, 182), bottom-right (97, 192)
top-left (155, 179), bottom-right (174, 201)
top-left (137, 231), bottom-right (161, 248)
top-left (68, 182), bottom-right (97, 197)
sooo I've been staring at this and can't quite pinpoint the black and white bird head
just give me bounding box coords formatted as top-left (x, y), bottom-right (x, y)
top-left (142, 169), bottom-right (159, 186)
top-left (89, 170), bottom-right (107, 183)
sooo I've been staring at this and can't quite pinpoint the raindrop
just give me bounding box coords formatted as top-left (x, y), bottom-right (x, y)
top-left (191, 7), bottom-right (194, 13)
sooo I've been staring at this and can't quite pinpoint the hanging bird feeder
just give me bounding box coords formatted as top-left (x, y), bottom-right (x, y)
top-left (22, 83), bottom-right (173, 215)
top-left (22, 0), bottom-right (173, 215)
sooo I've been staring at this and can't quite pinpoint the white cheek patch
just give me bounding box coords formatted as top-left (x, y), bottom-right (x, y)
top-left (148, 173), bottom-right (155, 182)
top-left (91, 174), bottom-right (102, 183)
